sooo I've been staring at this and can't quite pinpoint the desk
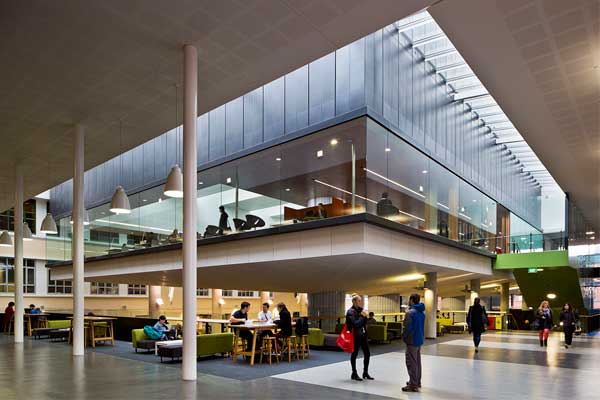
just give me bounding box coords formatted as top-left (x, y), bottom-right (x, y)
top-left (24, 313), bottom-right (50, 336)
top-left (69, 316), bottom-right (116, 348)
top-left (197, 318), bottom-right (230, 333)
top-left (231, 322), bottom-right (276, 366)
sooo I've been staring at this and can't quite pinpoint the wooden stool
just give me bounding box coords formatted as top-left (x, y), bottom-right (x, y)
top-left (297, 334), bottom-right (310, 359)
top-left (37, 316), bottom-right (48, 329)
top-left (260, 336), bottom-right (280, 365)
top-left (281, 335), bottom-right (299, 363)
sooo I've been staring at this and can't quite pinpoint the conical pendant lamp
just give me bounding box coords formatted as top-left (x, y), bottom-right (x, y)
top-left (164, 84), bottom-right (183, 198)
top-left (164, 165), bottom-right (183, 198)
top-left (40, 213), bottom-right (58, 234)
top-left (0, 230), bottom-right (12, 247)
top-left (23, 222), bottom-right (33, 241)
top-left (70, 210), bottom-right (90, 225)
top-left (110, 120), bottom-right (131, 214)
top-left (110, 186), bottom-right (131, 214)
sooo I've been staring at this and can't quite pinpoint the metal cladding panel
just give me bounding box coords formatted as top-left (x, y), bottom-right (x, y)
top-left (382, 25), bottom-right (399, 128)
top-left (131, 146), bottom-right (144, 189)
top-left (263, 77), bottom-right (284, 141)
top-left (284, 66), bottom-right (309, 134)
top-left (142, 141), bottom-right (155, 183)
top-left (154, 134), bottom-right (167, 178)
top-left (225, 97), bottom-right (244, 155)
top-left (198, 114), bottom-right (209, 165)
top-left (243, 87), bottom-right (264, 148)
top-left (309, 53), bottom-right (335, 125)
top-left (335, 38), bottom-right (366, 115)
top-left (365, 30), bottom-right (383, 115)
top-left (209, 105), bottom-right (226, 161)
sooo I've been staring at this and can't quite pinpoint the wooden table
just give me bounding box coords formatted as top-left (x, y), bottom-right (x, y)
top-left (68, 316), bottom-right (117, 348)
top-left (231, 322), bottom-right (277, 366)
top-left (24, 313), bottom-right (50, 336)
top-left (197, 318), bottom-right (231, 333)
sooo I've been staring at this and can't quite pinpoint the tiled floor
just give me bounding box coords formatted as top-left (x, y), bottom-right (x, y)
top-left (1, 331), bottom-right (598, 399)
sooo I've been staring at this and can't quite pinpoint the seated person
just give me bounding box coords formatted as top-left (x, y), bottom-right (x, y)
top-left (317, 203), bottom-right (328, 219)
top-left (366, 312), bottom-right (377, 325)
top-left (28, 304), bottom-right (41, 314)
top-left (218, 206), bottom-right (230, 234)
top-left (274, 302), bottom-right (292, 345)
top-left (376, 192), bottom-right (394, 216)
top-left (257, 302), bottom-right (273, 338)
top-left (230, 302), bottom-right (253, 352)
top-left (153, 315), bottom-right (176, 341)
top-left (167, 229), bottom-right (180, 243)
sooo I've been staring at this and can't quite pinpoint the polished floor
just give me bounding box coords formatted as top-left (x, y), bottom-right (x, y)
top-left (1, 331), bottom-right (598, 399)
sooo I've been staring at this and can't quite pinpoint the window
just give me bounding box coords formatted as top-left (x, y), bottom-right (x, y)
top-left (196, 288), bottom-right (210, 297)
top-left (0, 257), bottom-right (35, 293)
top-left (127, 284), bottom-right (146, 295)
top-left (0, 199), bottom-right (36, 234)
top-left (90, 282), bottom-right (119, 295)
top-left (222, 289), bottom-right (234, 297)
top-left (237, 290), bottom-right (256, 297)
top-left (48, 271), bottom-right (72, 294)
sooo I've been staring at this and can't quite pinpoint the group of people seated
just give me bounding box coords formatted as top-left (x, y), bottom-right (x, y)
top-left (152, 315), bottom-right (179, 341)
top-left (229, 301), bottom-right (292, 352)
top-left (26, 304), bottom-right (42, 314)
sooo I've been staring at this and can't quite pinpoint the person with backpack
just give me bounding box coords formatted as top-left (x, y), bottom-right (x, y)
top-left (467, 297), bottom-right (488, 353)
top-left (153, 315), bottom-right (176, 340)
top-left (559, 303), bottom-right (578, 349)
top-left (346, 294), bottom-right (373, 381)
top-left (402, 293), bottom-right (425, 392)
top-left (535, 300), bottom-right (554, 347)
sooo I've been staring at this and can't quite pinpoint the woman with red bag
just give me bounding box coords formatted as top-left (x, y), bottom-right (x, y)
top-left (346, 294), bottom-right (373, 381)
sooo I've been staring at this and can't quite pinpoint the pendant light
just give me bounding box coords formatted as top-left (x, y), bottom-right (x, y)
top-left (110, 120), bottom-right (131, 214)
top-left (70, 210), bottom-right (90, 226)
top-left (23, 222), bottom-right (33, 241)
top-left (40, 213), bottom-right (58, 234)
top-left (0, 231), bottom-right (13, 247)
top-left (164, 84), bottom-right (183, 198)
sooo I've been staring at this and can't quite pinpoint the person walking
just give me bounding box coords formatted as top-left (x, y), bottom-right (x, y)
top-left (467, 297), bottom-right (488, 353)
top-left (559, 303), bottom-right (578, 349)
top-left (402, 293), bottom-right (425, 393)
top-left (346, 294), bottom-right (372, 381)
top-left (535, 300), bottom-right (553, 347)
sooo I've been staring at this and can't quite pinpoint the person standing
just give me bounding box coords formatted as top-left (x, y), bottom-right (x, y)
top-left (2, 301), bottom-right (15, 333)
top-left (559, 303), bottom-right (578, 349)
top-left (535, 300), bottom-right (553, 347)
top-left (402, 293), bottom-right (425, 392)
top-left (346, 294), bottom-right (372, 381)
top-left (218, 206), bottom-right (230, 234)
top-left (467, 297), bottom-right (488, 353)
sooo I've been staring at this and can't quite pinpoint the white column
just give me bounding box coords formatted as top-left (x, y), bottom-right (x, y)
top-left (424, 272), bottom-right (437, 339)
top-left (148, 285), bottom-right (161, 319)
top-left (465, 278), bottom-right (480, 310)
top-left (182, 43), bottom-right (198, 381)
top-left (500, 282), bottom-right (510, 329)
top-left (72, 124), bottom-right (85, 356)
top-left (14, 169), bottom-right (24, 343)
top-left (260, 291), bottom-right (270, 304)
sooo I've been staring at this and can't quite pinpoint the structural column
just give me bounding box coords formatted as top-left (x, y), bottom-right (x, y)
top-left (72, 125), bottom-right (85, 356)
top-left (260, 291), bottom-right (270, 305)
top-left (211, 289), bottom-right (223, 320)
top-left (465, 279), bottom-right (480, 311)
top-left (424, 272), bottom-right (437, 339)
top-left (500, 282), bottom-right (510, 329)
top-left (148, 285), bottom-right (162, 319)
top-left (13, 169), bottom-right (24, 343)
top-left (182, 43), bottom-right (198, 381)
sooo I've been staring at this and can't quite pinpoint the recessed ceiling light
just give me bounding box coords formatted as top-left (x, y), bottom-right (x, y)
top-left (158, 198), bottom-right (162, 203)
top-left (460, 207), bottom-right (465, 212)
top-left (385, 147), bottom-right (391, 152)
top-left (316, 150), bottom-right (323, 158)
top-left (198, 181), bottom-right (204, 185)
top-left (419, 185), bottom-right (424, 192)
top-left (422, 170), bottom-right (428, 174)
top-left (285, 188), bottom-right (291, 192)
top-left (472, 199), bottom-right (477, 203)
top-left (546, 293), bottom-right (556, 299)
top-left (275, 157), bottom-right (281, 161)
top-left (330, 139), bottom-right (338, 146)
top-left (591, 236), bottom-right (596, 240)
top-left (142, 199), bottom-right (147, 202)
top-left (586, 231), bottom-right (595, 235)
top-left (226, 177), bottom-right (232, 184)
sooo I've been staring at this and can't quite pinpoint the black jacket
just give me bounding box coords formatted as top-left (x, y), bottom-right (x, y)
top-left (467, 304), bottom-right (488, 333)
top-left (275, 308), bottom-right (292, 337)
top-left (345, 306), bottom-right (367, 338)
top-left (559, 310), bottom-right (578, 332)
top-left (535, 309), bottom-right (554, 330)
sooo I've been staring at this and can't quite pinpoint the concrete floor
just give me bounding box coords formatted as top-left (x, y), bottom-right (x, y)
top-left (1, 331), bottom-right (598, 399)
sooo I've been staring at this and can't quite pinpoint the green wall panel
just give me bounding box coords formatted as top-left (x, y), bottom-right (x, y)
top-left (494, 250), bottom-right (568, 269)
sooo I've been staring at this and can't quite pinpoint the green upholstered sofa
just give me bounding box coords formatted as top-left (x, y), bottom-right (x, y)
top-left (47, 320), bottom-right (71, 329)
top-left (131, 328), bottom-right (157, 352)
top-left (305, 328), bottom-right (324, 347)
top-left (367, 323), bottom-right (388, 343)
top-left (197, 332), bottom-right (233, 357)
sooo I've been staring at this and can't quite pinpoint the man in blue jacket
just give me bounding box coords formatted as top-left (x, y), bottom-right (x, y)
top-left (402, 293), bottom-right (425, 392)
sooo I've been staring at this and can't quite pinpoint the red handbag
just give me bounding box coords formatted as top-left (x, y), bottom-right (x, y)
top-left (336, 324), bottom-right (355, 353)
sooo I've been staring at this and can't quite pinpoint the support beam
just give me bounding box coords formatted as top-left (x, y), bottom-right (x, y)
top-left (13, 168), bottom-right (24, 343)
top-left (72, 124), bottom-right (85, 356)
top-left (500, 282), bottom-right (510, 330)
top-left (424, 273), bottom-right (437, 339)
top-left (211, 289), bottom-right (223, 320)
top-left (182, 43), bottom-right (198, 382)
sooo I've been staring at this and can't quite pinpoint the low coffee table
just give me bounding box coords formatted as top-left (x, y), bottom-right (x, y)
top-left (154, 339), bottom-right (183, 355)
top-left (49, 328), bottom-right (70, 342)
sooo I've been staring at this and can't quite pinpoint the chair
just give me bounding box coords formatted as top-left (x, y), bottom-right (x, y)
top-left (260, 336), bottom-right (280, 365)
top-left (203, 225), bottom-right (220, 238)
top-left (280, 335), bottom-right (299, 363)
top-left (245, 214), bottom-right (265, 229)
top-left (233, 218), bottom-right (249, 232)
top-left (297, 335), bottom-right (310, 359)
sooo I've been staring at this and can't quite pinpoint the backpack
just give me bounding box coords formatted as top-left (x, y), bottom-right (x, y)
top-left (143, 325), bottom-right (162, 340)
top-left (295, 317), bottom-right (309, 336)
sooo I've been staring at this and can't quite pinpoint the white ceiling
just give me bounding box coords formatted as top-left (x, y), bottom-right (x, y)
top-left (0, 0), bottom-right (433, 211)
top-left (429, 0), bottom-right (600, 232)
